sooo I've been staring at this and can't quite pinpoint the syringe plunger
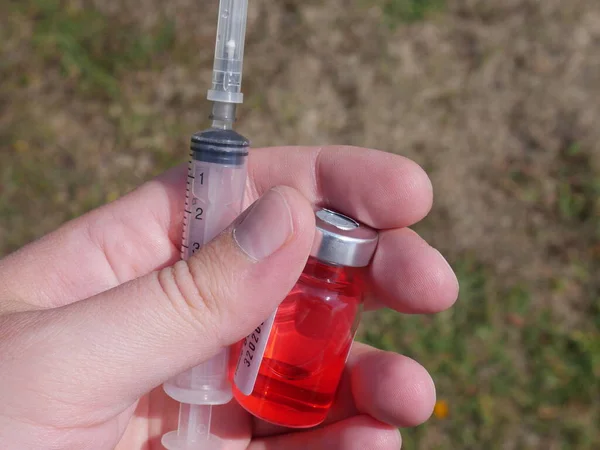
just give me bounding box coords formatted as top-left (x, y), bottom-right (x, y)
top-left (162, 404), bottom-right (224, 450)
top-left (163, 348), bottom-right (232, 405)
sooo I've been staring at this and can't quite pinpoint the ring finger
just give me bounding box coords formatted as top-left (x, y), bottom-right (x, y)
top-left (252, 342), bottom-right (436, 437)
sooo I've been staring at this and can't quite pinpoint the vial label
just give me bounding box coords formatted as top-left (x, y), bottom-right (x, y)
top-left (234, 309), bottom-right (277, 395)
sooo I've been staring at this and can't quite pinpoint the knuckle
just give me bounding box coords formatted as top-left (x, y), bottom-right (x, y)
top-left (156, 250), bottom-right (232, 339)
top-left (188, 244), bottom-right (233, 318)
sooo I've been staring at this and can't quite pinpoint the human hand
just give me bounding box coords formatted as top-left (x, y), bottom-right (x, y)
top-left (0, 146), bottom-right (458, 449)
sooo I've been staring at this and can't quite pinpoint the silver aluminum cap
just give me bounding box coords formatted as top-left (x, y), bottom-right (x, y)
top-left (310, 208), bottom-right (379, 267)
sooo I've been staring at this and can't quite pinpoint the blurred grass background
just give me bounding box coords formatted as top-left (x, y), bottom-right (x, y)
top-left (1, 0), bottom-right (599, 448)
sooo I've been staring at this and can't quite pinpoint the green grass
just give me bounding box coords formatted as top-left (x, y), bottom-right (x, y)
top-left (359, 257), bottom-right (600, 449)
top-left (0, 136), bottom-right (108, 253)
top-left (556, 143), bottom-right (599, 223)
top-left (381, 0), bottom-right (445, 26)
top-left (0, 1), bottom-right (182, 255)
top-left (19, 0), bottom-right (175, 98)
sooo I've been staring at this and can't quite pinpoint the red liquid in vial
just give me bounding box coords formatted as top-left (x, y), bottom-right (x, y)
top-left (232, 257), bottom-right (365, 428)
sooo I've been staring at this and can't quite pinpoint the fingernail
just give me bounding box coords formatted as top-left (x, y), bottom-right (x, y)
top-left (233, 188), bottom-right (294, 261)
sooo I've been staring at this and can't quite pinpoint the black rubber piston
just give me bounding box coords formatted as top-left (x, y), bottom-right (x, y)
top-left (190, 128), bottom-right (250, 166)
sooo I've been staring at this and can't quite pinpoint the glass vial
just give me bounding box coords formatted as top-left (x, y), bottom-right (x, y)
top-left (231, 208), bottom-right (379, 428)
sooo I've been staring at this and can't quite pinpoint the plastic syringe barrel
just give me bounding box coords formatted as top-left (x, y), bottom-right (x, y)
top-left (163, 129), bottom-right (249, 407)
top-left (207, 0), bottom-right (248, 104)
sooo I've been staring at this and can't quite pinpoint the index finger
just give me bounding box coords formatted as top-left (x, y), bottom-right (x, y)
top-left (248, 146), bottom-right (433, 230)
top-left (0, 146), bottom-right (434, 312)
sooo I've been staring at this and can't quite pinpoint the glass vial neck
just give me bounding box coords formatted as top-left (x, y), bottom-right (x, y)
top-left (301, 256), bottom-right (358, 285)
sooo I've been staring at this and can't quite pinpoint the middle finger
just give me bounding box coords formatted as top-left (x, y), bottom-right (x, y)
top-left (367, 227), bottom-right (459, 314)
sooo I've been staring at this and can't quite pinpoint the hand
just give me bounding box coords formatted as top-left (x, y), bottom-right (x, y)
top-left (0, 146), bottom-right (458, 449)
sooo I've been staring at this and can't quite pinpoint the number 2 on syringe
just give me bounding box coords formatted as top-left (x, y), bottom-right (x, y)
top-left (189, 170), bottom-right (206, 256)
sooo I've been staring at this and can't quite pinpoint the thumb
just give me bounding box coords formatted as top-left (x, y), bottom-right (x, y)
top-left (0, 186), bottom-right (315, 424)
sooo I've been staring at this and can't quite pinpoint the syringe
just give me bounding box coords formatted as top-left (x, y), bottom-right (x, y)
top-left (161, 0), bottom-right (249, 449)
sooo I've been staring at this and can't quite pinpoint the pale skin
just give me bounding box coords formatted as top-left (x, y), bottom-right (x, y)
top-left (0, 146), bottom-right (459, 449)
